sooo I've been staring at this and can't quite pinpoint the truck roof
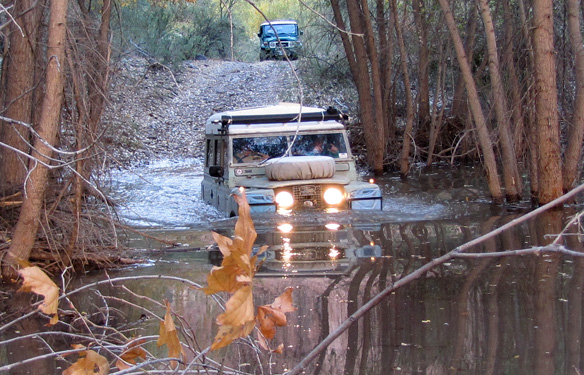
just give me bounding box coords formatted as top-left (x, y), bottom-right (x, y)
top-left (205, 103), bottom-right (348, 135)
top-left (260, 20), bottom-right (298, 26)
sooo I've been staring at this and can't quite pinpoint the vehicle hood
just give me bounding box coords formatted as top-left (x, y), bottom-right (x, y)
top-left (262, 35), bottom-right (298, 42)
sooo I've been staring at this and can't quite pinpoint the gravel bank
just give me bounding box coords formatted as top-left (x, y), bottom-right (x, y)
top-left (103, 58), bottom-right (300, 166)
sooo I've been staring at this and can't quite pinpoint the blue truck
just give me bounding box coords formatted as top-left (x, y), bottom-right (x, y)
top-left (258, 20), bottom-right (302, 61)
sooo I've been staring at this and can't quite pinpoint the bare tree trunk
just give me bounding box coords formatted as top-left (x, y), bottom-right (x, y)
top-left (502, 0), bottom-right (526, 162)
top-left (438, 0), bottom-right (503, 204)
top-left (379, 0), bottom-right (395, 143)
top-left (0, 0), bottom-right (45, 194)
top-left (517, 0), bottom-right (539, 200)
top-left (532, 0), bottom-right (562, 204)
top-left (330, 0), bottom-right (358, 81)
top-left (357, 0), bottom-right (385, 174)
top-left (413, 0), bottom-right (430, 133)
top-left (62, 0), bottom-right (112, 257)
top-left (3, 0), bottom-right (69, 277)
top-left (451, 4), bottom-right (478, 120)
top-left (562, 0), bottom-right (584, 193)
top-left (427, 42), bottom-right (446, 166)
top-left (477, 0), bottom-right (522, 202)
top-left (376, 0), bottom-right (393, 142)
top-left (332, 0), bottom-right (385, 174)
top-left (390, 0), bottom-right (415, 177)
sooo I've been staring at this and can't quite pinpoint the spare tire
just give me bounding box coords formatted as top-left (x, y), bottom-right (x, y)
top-left (265, 156), bottom-right (335, 181)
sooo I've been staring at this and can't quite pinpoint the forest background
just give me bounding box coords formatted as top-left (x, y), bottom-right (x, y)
top-left (0, 0), bottom-right (583, 276)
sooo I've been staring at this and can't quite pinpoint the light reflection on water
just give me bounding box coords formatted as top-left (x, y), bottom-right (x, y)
top-left (98, 161), bottom-right (584, 374)
top-left (107, 158), bottom-right (499, 232)
top-left (6, 160), bottom-right (582, 374)
top-left (64, 213), bottom-right (583, 375)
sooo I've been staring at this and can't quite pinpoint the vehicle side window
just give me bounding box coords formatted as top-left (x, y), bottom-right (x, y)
top-left (220, 139), bottom-right (226, 166)
top-left (206, 139), bottom-right (214, 167)
top-left (206, 138), bottom-right (226, 168)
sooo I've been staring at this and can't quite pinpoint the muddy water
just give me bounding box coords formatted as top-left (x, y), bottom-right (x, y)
top-left (3, 160), bottom-right (584, 374)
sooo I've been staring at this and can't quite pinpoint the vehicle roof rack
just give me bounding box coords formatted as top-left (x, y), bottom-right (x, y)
top-left (219, 106), bottom-right (348, 127)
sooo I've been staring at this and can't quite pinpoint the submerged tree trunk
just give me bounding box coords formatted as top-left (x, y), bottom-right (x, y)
top-left (330, 0), bottom-right (385, 174)
top-left (516, 0), bottom-right (539, 200)
top-left (563, 0), bottom-right (584, 193)
top-left (390, 0), bottom-right (415, 178)
top-left (3, 0), bottom-right (69, 278)
top-left (502, 0), bottom-right (526, 163)
top-left (532, 0), bottom-right (563, 205)
top-left (438, 0), bottom-right (503, 204)
top-left (477, 0), bottom-right (522, 202)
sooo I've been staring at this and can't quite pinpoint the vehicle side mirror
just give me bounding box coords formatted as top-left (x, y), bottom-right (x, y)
top-left (258, 32), bottom-right (261, 37)
top-left (300, 30), bottom-right (304, 35)
top-left (209, 166), bottom-right (224, 177)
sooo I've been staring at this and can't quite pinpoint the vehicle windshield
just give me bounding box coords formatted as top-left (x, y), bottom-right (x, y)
top-left (262, 24), bottom-right (297, 36)
top-left (232, 133), bottom-right (348, 164)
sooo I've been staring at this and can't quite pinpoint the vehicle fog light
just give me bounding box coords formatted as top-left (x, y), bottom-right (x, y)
top-left (275, 191), bottom-right (294, 208)
top-left (324, 188), bottom-right (344, 205)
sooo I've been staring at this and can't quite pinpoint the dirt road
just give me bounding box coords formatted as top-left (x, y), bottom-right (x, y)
top-left (104, 58), bottom-right (297, 166)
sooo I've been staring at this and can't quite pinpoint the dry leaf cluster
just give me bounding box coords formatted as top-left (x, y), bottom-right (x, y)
top-left (200, 191), bottom-right (296, 351)
top-left (14, 191), bottom-right (296, 373)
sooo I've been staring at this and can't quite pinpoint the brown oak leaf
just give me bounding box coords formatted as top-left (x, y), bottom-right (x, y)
top-left (18, 266), bottom-right (60, 325)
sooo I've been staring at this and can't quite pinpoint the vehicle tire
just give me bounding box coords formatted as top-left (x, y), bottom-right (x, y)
top-left (259, 51), bottom-right (268, 61)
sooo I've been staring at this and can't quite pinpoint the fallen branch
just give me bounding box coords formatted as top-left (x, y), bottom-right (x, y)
top-left (0, 192), bottom-right (23, 207)
top-left (452, 243), bottom-right (582, 259)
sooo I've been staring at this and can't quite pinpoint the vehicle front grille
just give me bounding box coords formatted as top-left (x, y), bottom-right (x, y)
top-left (293, 185), bottom-right (322, 209)
top-left (270, 41), bottom-right (291, 48)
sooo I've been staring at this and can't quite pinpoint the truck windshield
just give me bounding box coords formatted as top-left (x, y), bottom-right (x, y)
top-left (232, 133), bottom-right (348, 164)
top-left (262, 24), bottom-right (297, 36)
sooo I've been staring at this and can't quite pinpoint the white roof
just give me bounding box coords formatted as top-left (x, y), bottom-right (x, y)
top-left (260, 20), bottom-right (298, 26)
top-left (211, 103), bottom-right (324, 118)
top-left (205, 103), bottom-right (346, 135)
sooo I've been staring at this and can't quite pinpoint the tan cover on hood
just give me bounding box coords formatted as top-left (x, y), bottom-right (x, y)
top-left (265, 156), bottom-right (335, 181)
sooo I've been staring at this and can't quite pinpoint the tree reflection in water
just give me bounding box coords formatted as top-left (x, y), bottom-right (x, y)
top-left (1, 210), bottom-right (584, 375)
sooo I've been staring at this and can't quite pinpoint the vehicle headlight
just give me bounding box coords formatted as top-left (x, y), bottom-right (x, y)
top-left (275, 191), bottom-right (294, 208)
top-left (324, 187), bottom-right (344, 205)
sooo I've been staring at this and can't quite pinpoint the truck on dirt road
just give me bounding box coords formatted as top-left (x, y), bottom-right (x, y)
top-left (258, 20), bottom-right (302, 61)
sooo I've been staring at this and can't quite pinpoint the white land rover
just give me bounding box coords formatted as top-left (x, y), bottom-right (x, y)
top-left (201, 103), bottom-right (382, 216)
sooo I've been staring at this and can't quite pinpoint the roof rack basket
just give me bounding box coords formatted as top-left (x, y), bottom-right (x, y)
top-left (219, 106), bottom-right (348, 127)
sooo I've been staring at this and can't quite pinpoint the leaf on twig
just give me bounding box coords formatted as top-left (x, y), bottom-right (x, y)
top-left (17, 266), bottom-right (59, 325)
top-left (211, 320), bottom-right (255, 351)
top-left (200, 264), bottom-right (245, 295)
top-left (202, 191), bottom-right (297, 352)
top-left (116, 338), bottom-right (147, 370)
top-left (216, 285), bottom-right (255, 327)
top-left (213, 231), bottom-right (233, 257)
top-left (63, 345), bottom-right (109, 375)
top-left (157, 300), bottom-right (183, 369)
top-left (256, 287), bottom-right (296, 348)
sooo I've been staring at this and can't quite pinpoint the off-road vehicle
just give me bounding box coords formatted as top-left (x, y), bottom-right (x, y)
top-left (201, 103), bottom-right (382, 216)
top-left (258, 20), bottom-right (302, 60)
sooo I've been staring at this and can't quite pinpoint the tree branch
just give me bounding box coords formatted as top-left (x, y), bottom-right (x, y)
top-left (285, 183), bottom-right (584, 374)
